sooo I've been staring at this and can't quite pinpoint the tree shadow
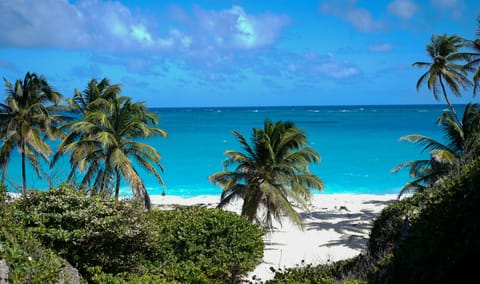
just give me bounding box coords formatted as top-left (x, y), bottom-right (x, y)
top-left (299, 205), bottom-right (390, 251)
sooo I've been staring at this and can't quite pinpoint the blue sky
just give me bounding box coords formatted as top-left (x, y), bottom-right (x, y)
top-left (1, 0), bottom-right (479, 107)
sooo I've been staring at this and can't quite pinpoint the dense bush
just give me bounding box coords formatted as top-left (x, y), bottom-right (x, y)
top-left (0, 201), bottom-right (67, 283)
top-left (146, 207), bottom-right (265, 283)
top-left (12, 184), bottom-right (265, 283)
top-left (376, 159), bottom-right (480, 283)
top-left (270, 158), bottom-right (480, 284)
top-left (267, 256), bottom-right (368, 284)
top-left (13, 184), bottom-right (150, 278)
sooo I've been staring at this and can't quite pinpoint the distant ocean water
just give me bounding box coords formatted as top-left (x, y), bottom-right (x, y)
top-left (4, 105), bottom-right (451, 197)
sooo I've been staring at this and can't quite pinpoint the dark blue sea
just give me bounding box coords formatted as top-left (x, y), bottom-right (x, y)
top-left (4, 104), bottom-right (451, 197)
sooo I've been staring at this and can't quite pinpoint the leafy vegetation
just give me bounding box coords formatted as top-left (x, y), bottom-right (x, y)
top-left (0, 72), bottom-right (63, 194)
top-left (375, 158), bottom-right (480, 283)
top-left (9, 184), bottom-right (264, 283)
top-left (2, 15), bottom-right (480, 284)
top-left (269, 18), bottom-right (480, 283)
top-left (210, 119), bottom-right (324, 230)
top-left (392, 103), bottom-right (480, 196)
top-left (412, 34), bottom-right (472, 124)
top-left (53, 78), bottom-right (167, 209)
top-left (147, 207), bottom-right (264, 283)
top-left (269, 157), bottom-right (480, 283)
top-left (0, 193), bottom-right (73, 283)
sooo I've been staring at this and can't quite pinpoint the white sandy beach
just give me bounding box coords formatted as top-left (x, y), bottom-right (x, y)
top-left (150, 193), bottom-right (398, 282)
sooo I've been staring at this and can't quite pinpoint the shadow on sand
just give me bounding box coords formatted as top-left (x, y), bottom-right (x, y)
top-left (299, 198), bottom-right (396, 251)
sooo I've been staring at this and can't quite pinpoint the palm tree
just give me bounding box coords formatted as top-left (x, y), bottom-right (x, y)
top-left (0, 72), bottom-right (63, 194)
top-left (464, 16), bottom-right (480, 95)
top-left (392, 103), bottom-right (480, 197)
top-left (413, 34), bottom-right (472, 125)
top-left (67, 78), bottom-right (121, 114)
top-left (52, 78), bottom-right (122, 184)
top-left (209, 119), bottom-right (324, 230)
top-left (58, 91), bottom-right (167, 209)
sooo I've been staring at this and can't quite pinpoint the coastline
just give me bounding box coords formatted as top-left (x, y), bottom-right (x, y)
top-left (150, 193), bottom-right (398, 282)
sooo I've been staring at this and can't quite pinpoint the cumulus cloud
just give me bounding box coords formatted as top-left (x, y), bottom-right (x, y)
top-left (193, 5), bottom-right (290, 50)
top-left (320, 0), bottom-right (385, 32)
top-left (368, 43), bottom-right (393, 52)
top-left (0, 1), bottom-right (289, 53)
top-left (388, 0), bottom-right (419, 19)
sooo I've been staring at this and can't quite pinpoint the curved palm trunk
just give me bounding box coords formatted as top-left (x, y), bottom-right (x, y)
top-left (439, 75), bottom-right (462, 126)
top-left (1, 159), bottom-right (9, 186)
top-left (114, 168), bottom-right (120, 201)
top-left (21, 142), bottom-right (27, 195)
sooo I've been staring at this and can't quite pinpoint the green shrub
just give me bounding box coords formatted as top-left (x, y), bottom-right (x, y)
top-left (0, 204), bottom-right (65, 283)
top-left (268, 193), bottom-right (428, 284)
top-left (147, 206), bottom-right (265, 283)
top-left (267, 262), bottom-right (334, 284)
top-left (379, 159), bottom-right (480, 283)
top-left (12, 184), bottom-right (152, 280)
top-left (12, 184), bottom-right (265, 283)
top-left (268, 257), bottom-right (366, 284)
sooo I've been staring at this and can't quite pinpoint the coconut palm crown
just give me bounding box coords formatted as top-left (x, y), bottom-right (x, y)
top-left (392, 103), bottom-right (480, 197)
top-left (209, 119), bottom-right (324, 230)
top-left (413, 34), bottom-right (472, 125)
top-left (0, 72), bottom-right (63, 194)
top-left (54, 79), bottom-right (167, 209)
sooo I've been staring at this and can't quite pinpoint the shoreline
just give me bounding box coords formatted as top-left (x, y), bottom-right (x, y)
top-left (150, 193), bottom-right (398, 282)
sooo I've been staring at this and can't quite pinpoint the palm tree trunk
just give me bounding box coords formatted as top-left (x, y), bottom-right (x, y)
top-left (439, 76), bottom-right (462, 126)
top-left (21, 142), bottom-right (27, 196)
top-left (1, 159), bottom-right (8, 186)
top-left (115, 168), bottom-right (120, 201)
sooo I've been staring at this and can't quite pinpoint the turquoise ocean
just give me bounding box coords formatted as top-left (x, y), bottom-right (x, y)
top-left (5, 104), bottom-right (451, 197)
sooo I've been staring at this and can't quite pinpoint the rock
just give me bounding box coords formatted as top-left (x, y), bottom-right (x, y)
top-left (0, 259), bottom-right (8, 284)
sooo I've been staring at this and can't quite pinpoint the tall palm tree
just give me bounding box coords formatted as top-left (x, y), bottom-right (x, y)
top-left (52, 78), bottom-right (122, 184)
top-left (392, 103), bottom-right (480, 197)
top-left (464, 16), bottom-right (480, 95)
top-left (413, 34), bottom-right (472, 125)
top-left (0, 72), bottom-right (63, 194)
top-left (209, 120), bottom-right (324, 230)
top-left (67, 78), bottom-right (121, 114)
top-left (58, 92), bottom-right (167, 209)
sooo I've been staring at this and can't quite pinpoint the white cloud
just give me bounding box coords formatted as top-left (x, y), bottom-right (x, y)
top-left (368, 43), bottom-right (393, 52)
top-left (321, 1), bottom-right (385, 32)
top-left (131, 25), bottom-right (153, 45)
top-left (286, 52), bottom-right (360, 80)
top-left (194, 5), bottom-right (290, 50)
top-left (388, 0), bottom-right (419, 19)
top-left (0, 1), bottom-right (289, 53)
top-left (314, 62), bottom-right (360, 79)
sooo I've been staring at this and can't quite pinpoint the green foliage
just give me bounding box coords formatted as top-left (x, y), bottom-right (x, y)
top-left (12, 184), bottom-right (264, 283)
top-left (0, 202), bottom-right (65, 283)
top-left (378, 158), bottom-right (480, 283)
top-left (88, 267), bottom-right (179, 284)
top-left (268, 257), bottom-right (365, 284)
top-left (55, 78), bottom-right (167, 209)
top-left (367, 193), bottom-right (424, 260)
top-left (210, 119), bottom-right (323, 230)
top-left (267, 262), bottom-right (334, 284)
top-left (147, 206), bottom-right (265, 283)
top-left (13, 184), bottom-right (151, 279)
top-left (0, 72), bottom-right (64, 194)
